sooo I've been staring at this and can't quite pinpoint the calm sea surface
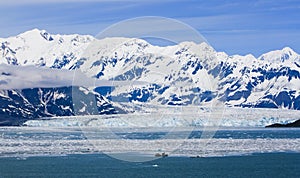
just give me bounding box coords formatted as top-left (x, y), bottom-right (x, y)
top-left (0, 153), bottom-right (299, 178)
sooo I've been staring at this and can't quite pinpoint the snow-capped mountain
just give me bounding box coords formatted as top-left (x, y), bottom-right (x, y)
top-left (0, 28), bottom-right (92, 68)
top-left (0, 86), bottom-right (121, 126)
top-left (0, 29), bottom-right (300, 125)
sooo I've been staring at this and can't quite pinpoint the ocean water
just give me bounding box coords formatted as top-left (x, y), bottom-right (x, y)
top-left (0, 153), bottom-right (299, 178)
top-left (0, 127), bottom-right (299, 177)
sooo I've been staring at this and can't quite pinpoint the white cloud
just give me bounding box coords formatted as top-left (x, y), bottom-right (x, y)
top-left (0, 64), bottom-right (146, 90)
top-left (0, 64), bottom-right (74, 89)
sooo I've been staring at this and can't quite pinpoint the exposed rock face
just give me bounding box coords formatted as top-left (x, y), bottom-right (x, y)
top-left (266, 119), bottom-right (300, 128)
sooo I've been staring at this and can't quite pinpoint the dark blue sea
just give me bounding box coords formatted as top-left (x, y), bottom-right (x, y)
top-left (0, 153), bottom-right (299, 178)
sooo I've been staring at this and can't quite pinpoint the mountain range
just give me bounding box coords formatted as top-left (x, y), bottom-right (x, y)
top-left (0, 29), bottom-right (299, 125)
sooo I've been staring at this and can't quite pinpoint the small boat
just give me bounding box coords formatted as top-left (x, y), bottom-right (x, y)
top-left (155, 152), bottom-right (168, 157)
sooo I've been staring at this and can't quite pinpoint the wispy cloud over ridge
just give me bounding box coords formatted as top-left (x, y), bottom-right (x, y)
top-left (0, 64), bottom-right (144, 90)
top-left (0, 64), bottom-right (74, 89)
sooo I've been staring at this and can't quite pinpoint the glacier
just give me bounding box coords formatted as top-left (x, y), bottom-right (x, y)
top-left (24, 107), bottom-right (300, 128)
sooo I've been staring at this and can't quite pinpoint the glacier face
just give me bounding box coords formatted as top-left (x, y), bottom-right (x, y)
top-left (24, 107), bottom-right (300, 128)
top-left (0, 29), bottom-right (300, 125)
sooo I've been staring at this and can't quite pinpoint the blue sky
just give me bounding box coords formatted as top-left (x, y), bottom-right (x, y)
top-left (0, 0), bottom-right (299, 56)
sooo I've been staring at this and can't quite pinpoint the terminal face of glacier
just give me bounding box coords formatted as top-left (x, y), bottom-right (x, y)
top-left (24, 107), bottom-right (300, 128)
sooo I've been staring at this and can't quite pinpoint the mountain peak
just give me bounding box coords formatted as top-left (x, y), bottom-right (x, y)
top-left (19, 28), bottom-right (43, 36)
top-left (282, 47), bottom-right (295, 53)
top-left (17, 28), bottom-right (54, 41)
top-left (258, 47), bottom-right (299, 63)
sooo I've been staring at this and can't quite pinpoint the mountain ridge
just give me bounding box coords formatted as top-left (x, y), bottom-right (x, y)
top-left (2, 28), bottom-right (299, 61)
top-left (0, 29), bottom-right (299, 125)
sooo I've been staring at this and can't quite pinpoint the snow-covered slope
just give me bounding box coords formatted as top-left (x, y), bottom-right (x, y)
top-left (0, 29), bottom-right (300, 125)
top-left (259, 47), bottom-right (299, 63)
top-left (0, 28), bottom-right (92, 68)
